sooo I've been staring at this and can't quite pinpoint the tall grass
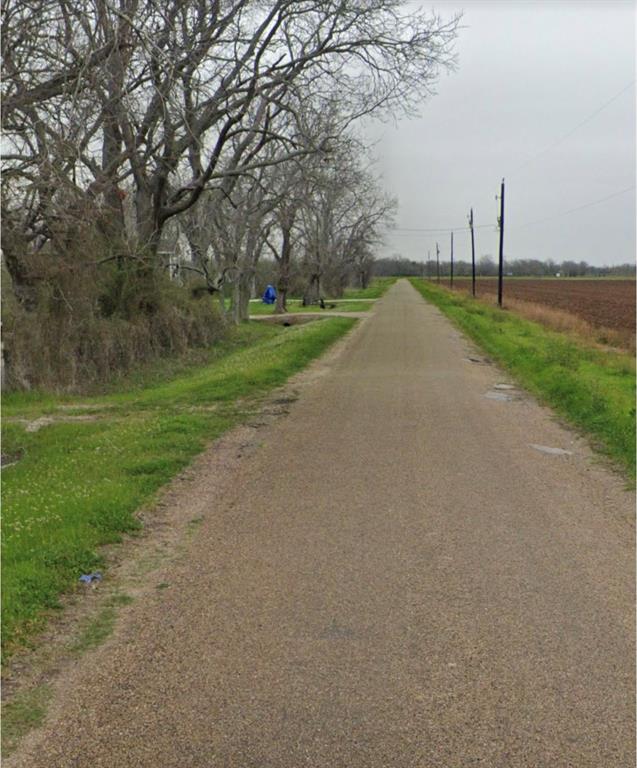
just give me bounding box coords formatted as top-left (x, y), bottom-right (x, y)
top-left (503, 297), bottom-right (635, 353)
top-left (2, 273), bottom-right (227, 392)
top-left (449, 284), bottom-right (634, 353)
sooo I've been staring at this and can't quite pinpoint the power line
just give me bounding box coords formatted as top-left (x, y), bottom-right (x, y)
top-left (383, 82), bottom-right (634, 258)
top-left (386, 223), bottom-right (493, 234)
top-left (512, 185), bottom-right (635, 230)
top-left (383, 184), bottom-right (634, 239)
top-left (509, 80), bottom-right (636, 176)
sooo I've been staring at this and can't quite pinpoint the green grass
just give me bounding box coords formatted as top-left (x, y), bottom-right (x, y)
top-left (245, 276), bottom-right (397, 313)
top-left (1, 318), bottom-right (356, 655)
top-left (1, 684), bottom-right (52, 756)
top-left (410, 279), bottom-right (636, 479)
top-left (68, 606), bottom-right (117, 654)
top-left (248, 299), bottom-right (374, 315)
top-left (343, 276), bottom-right (398, 299)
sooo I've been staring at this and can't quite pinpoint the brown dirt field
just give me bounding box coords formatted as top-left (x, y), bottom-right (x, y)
top-left (451, 278), bottom-right (635, 334)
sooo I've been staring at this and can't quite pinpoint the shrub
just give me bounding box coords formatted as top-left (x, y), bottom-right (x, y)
top-left (2, 260), bottom-right (227, 392)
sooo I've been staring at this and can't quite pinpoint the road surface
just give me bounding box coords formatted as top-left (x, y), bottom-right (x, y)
top-left (11, 279), bottom-right (634, 767)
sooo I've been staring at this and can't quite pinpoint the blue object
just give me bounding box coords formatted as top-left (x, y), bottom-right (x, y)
top-left (262, 284), bottom-right (277, 304)
top-left (79, 572), bottom-right (102, 583)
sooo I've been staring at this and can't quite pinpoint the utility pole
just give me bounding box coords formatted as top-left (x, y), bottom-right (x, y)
top-left (450, 231), bottom-right (454, 289)
top-left (427, 250), bottom-right (431, 279)
top-left (436, 242), bottom-right (440, 283)
top-left (497, 178), bottom-right (505, 307)
top-left (469, 208), bottom-right (476, 297)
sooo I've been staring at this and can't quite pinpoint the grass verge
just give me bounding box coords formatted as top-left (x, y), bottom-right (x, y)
top-left (247, 276), bottom-right (398, 314)
top-left (248, 299), bottom-right (374, 315)
top-left (343, 276), bottom-right (397, 299)
top-left (1, 317), bottom-right (356, 656)
top-left (410, 279), bottom-right (635, 480)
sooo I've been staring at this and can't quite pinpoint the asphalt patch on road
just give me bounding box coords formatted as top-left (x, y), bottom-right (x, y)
top-left (529, 444), bottom-right (573, 456)
top-left (484, 391), bottom-right (515, 402)
top-left (464, 356), bottom-right (492, 366)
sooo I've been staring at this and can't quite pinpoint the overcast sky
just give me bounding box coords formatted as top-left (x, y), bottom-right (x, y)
top-left (365, 0), bottom-right (635, 267)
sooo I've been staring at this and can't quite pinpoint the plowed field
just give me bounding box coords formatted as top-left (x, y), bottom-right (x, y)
top-left (450, 278), bottom-right (635, 334)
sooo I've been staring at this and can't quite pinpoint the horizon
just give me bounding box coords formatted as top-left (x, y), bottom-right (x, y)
top-left (364, 1), bottom-right (636, 269)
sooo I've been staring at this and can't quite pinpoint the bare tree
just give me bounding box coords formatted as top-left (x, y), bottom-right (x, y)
top-left (1, 0), bottom-right (458, 388)
top-left (3, 0), bottom-right (458, 296)
top-left (286, 125), bottom-right (395, 304)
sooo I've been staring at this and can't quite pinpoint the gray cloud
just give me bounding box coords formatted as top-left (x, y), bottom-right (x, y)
top-left (365, 0), bottom-right (635, 266)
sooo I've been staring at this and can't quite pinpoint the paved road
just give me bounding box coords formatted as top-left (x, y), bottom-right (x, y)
top-left (12, 279), bottom-right (634, 767)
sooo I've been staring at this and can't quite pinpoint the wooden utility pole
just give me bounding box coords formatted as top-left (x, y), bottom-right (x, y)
top-left (469, 208), bottom-right (476, 297)
top-left (497, 178), bottom-right (505, 307)
top-left (427, 250), bottom-right (431, 278)
top-left (436, 242), bottom-right (440, 283)
top-left (450, 231), bottom-right (454, 289)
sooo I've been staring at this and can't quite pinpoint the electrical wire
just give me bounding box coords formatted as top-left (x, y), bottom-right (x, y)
top-left (387, 224), bottom-right (494, 233)
top-left (381, 81), bottom-right (635, 242)
top-left (511, 185), bottom-right (635, 229)
top-left (509, 80), bottom-right (635, 176)
top-left (382, 231), bottom-right (491, 240)
top-left (383, 184), bottom-right (634, 237)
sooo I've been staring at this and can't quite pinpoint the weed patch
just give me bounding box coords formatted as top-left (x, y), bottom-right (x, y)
top-left (1, 684), bottom-right (52, 757)
top-left (69, 607), bottom-right (117, 654)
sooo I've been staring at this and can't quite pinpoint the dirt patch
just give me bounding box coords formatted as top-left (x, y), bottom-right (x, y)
top-left (5, 414), bottom-right (101, 433)
top-left (1, 452), bottom-right (23, 469)
top-left (56, 404), bottom-right (113, 412)
top-left (251, 314), bottom-right (323, 326)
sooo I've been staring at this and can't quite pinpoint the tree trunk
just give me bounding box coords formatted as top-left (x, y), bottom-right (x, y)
top-left (135, 184), bottom-right (162, 260)
top-left (275, 225), bottom-right (292, 314)
top-left (230, 270), bottom-right (253, 323)
top-left (275, 278), bottom-right (289, 314)
top-left (302, 273), bottom-right (320, 306)
top-left (238, 270), bottom-right (254, 322)
top-left (1, 233), bottom-right (38, 310)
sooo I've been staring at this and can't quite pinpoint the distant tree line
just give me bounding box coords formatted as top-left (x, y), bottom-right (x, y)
top-left (373, 256), bottom-right (636, 278)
